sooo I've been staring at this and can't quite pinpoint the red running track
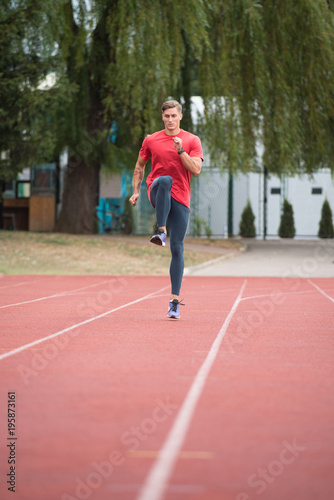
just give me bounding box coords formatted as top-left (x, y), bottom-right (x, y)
top-left (0, 274), bottom-right (333, 500)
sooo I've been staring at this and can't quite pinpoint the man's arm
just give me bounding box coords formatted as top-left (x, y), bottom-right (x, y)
top-left (173, 136), bottom-right (202, 176)
top-left (129, 154), bottom-right (146, 206)
top-left (179, 154), bottom-right (202, 177)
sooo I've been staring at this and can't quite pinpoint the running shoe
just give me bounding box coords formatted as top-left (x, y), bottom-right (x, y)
top-left (150, 230), bottom-right (167, 247)
top-left (167, 299), bottom-right (184, 319)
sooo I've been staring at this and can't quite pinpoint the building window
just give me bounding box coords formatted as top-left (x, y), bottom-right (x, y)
top-left (16, 181), bottom-right (31, 198)
top-left (312, 187), bottom-right (323, 195)
top-left (271, 188), bottom-right (281, 195)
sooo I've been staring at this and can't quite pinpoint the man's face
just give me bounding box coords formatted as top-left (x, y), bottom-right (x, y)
top-left (162, 107), bottom-right (183, 133)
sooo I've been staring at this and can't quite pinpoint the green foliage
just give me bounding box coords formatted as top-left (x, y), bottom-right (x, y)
top-left (0, 0), bottom-right (75, 180)
top-left (199, 0), bottom-right (334, 175)
top-left (204, 221), bottom-right (213, 239)
top-left (3, 0), bottom-right (334, 233)
top-left (318, 199), bottom-right (334, 238)
top-left (40, 0), bottom-right (211, 177)
top-left (239, 200), bottom-right (256, 237)
top-left (192, 216), bottom-right (212, 238)
top-left (192, 216), bottom-right (203, 237)
top-left (3, 0), bottom-right (334, 180)
top-left (278, 199), bottom-right (296, 238)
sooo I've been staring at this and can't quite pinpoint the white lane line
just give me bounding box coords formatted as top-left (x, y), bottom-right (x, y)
top-left (109, 484), bottom-right (205, 493)
top-left (0, 285), bottom-right (169, 361)
top-left (0, 280), bottom-right (112, 309)
top-left (241, 289), bottom-right (318, 302)
top-left (308, 279), bottom-right (334, 303)
top-left (136, 280), bottom-right (247, 500)
top-left (0, 279), bottom-right (40, 290)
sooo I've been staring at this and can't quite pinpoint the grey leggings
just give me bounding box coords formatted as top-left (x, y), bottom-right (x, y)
top-left (150, 176), bottom-right (190, 296)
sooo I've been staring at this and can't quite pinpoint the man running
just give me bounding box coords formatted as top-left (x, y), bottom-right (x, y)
top-left (129, 100), bottom-right (203, 319)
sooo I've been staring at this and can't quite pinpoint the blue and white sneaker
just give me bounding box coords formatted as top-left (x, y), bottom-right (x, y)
top-left (150, 230), bottom-right (167, 247)
top-left (167, 299), bottom-right (184, 319)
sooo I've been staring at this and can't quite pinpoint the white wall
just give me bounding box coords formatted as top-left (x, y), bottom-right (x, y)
top-left (284, 172), bottom-right (334, 236)
top-left (190, 167), bottom-right (334, 237)
top-left (189, 168), bottom-right (229, 236)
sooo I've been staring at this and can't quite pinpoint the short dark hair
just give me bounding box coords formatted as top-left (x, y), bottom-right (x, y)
top-left (161, 100), bottom-right (182, 114)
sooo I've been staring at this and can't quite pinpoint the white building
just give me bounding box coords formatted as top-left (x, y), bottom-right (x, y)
top-left (189, 97), bottom-right (334, 238)
top-left (190, 167), bottom-right (334, 238)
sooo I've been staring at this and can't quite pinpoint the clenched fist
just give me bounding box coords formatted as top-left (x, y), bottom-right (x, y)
top-left (129, 193), bottom-right (139, 207)
top-left (173, 136), bottom-right (183, 152)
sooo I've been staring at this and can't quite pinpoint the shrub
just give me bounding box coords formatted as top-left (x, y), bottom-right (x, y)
top-left (192, 216), bottom-right (202, 237)
top-left (204, 222), bottom-right (213, 239)
top-left (278, 199), bottom-right (296, 238)
top-left (239, 200), bottom-right (256, 237)
top-left (192, 216), bottom-right (212, 238)
top-left (318, 199), bottom-right (334, 238)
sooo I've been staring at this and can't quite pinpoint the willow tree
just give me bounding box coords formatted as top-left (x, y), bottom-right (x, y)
top-left (199, 0), bottom-right (334, 175)
top-left (4, 0), bottom-right (333, 233)
top-left (53, 0), bottom-right (208, 233)
top-left (0, 0), bottom-right (72, 182)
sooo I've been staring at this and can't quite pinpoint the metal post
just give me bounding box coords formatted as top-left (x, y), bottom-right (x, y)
top-left (228, 170), bottom-right (233, 237)
top-left (263, 165), bottom-right (268, 240)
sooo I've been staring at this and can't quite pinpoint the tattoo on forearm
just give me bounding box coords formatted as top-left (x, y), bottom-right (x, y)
top-left (182, 155), bottom-right (200, 173)
top-left (134, 167), bottom-right (144, 181)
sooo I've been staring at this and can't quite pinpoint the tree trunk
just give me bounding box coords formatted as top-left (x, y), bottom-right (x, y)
top-left (55, 156), bottom-right (100, 234)
top-left (55, 74), bottom-right (105, 234)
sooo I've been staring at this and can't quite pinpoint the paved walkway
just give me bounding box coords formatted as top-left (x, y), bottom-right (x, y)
top-left (185, 238), bottom-right (334, 278)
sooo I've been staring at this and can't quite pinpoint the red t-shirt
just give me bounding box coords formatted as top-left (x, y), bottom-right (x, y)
top-left (139, 129), bottom-right (204, 209)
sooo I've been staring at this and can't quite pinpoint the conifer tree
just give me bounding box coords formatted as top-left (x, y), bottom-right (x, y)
top-left (279, 199), bottom-right (296, 238)
top-left (318, 199), bottom-right (334, 238)
top-left (239, 201), bottom-right (256, 237)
